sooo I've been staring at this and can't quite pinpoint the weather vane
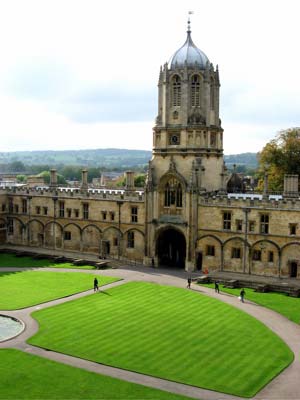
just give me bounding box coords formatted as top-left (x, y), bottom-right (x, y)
top-left (188, 11), bottom-right (194, 32)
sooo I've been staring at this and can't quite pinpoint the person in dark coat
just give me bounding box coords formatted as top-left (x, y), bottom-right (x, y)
top-left (187, 276), bottom-right (192, 289)
top-left (240, 288), bottom-right (245, 302)
top-left (94, 277), bottom-right (99, 292)
top-left (215, 281), bottom-right (220, 293)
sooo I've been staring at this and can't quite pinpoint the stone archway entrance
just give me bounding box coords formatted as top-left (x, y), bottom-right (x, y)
top-left (156, 228), bottom-right (186, 268)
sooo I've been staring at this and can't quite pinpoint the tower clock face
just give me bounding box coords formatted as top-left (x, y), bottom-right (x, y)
top-left (171, 134), bottom-right (179, 145)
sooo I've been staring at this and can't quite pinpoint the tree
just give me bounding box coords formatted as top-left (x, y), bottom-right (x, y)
top-left (258, 127), bottom-right (300, 191)
top-left (37, 171), bottom-right (66, 185)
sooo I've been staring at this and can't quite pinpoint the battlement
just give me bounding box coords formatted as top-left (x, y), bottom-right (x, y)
top-left (0, 186), bottom-right (145, 202)
top-left (200, 193), bottom-right (300, 210)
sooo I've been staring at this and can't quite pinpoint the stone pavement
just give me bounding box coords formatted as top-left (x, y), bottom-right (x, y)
top-left (1, 262), bottom-right (300, 399)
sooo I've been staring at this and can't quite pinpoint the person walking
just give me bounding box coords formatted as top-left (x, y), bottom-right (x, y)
top-left (240, 288), bottom-right (245, 303)
top-left (94, 277), bottom-right (99, 292)
top-left (187, 276), bottom-right (192, 289)
top-left (215, 281), bottom-right (219, 293)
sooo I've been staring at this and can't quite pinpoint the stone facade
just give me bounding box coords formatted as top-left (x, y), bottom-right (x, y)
top-left (1, 25), bottom-right (300, 279)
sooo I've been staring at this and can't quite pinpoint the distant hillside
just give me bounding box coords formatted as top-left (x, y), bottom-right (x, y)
top-left (0, 149), bottom-right (152, 169)
top-left (224, 153), bottom-right (258, 168)
top-left (0, 149), bottom-right (258, 170)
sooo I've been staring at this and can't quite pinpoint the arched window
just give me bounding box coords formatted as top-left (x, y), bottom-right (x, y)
top-left (191, 75), bottom-right (200, 107)
top-left (172, 75), bottom-right (181, 107)
top-left (210, 78), bottom-right (215, 110)
top-left (164, 178), bottom-right (183, 208)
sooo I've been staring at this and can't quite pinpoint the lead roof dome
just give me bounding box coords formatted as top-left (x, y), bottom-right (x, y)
top-left (169, 27), bottom-right (209, 70)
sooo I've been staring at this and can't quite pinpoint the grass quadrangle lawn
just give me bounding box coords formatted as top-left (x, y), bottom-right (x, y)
top-left (0, 349), bottom-right (189, 399)
top-left (200, 283), bottom-right (300, 324)
top-left (0, 271), bottom-right (119, 309)
top-left (29, 281), bottom-right (293, 397)
top-left (0, 253), bottom-right (98, 269)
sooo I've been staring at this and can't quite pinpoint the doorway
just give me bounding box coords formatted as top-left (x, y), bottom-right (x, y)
top-left (290, 261), bottom-right (298, 278)
top-left (156, 228), bottom-right (186, 268)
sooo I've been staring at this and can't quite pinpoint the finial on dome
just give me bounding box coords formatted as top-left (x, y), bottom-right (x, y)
top-left (187, 11), bottom-right (194, 33)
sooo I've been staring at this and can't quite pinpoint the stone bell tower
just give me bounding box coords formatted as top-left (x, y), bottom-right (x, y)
top-left (144, 18), bottom-right (225, 271)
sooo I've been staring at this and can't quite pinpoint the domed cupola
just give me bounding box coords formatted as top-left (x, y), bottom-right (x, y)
top-left (169, 20), bottom-right (209, 70)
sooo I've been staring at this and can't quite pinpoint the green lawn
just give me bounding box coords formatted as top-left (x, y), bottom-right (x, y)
top-left (201, 283), bottom-right (300, 324)
top-left (29, 282), bottom-right (293, 397)
top-left (0, 271), bottom-right (119, 309)
top-left (0, 349), bottom-right (189, 400)
top-left (0, 253), bottom-right (98, 269)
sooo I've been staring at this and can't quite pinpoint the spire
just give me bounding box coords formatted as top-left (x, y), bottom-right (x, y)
top-left (187, 11), bottom-right (193, 34)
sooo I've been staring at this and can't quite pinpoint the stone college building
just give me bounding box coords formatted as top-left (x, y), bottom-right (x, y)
top-left (1, 22), bottom-right (300, 279)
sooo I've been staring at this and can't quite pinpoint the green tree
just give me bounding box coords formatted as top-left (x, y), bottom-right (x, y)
top-left (258, 127), bottom-right (300, 191)
top-left (37, 171), bottom-right (66, 185)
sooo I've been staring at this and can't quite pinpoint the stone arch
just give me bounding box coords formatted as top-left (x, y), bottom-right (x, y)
top-left (155, 226), bottom-right (186, 268)
top-left (44, 221), bottom-right (63, 249)
top-left (122, 228), bottom-right (145, 263)
top-left (223, 236), bottom-right (246, 273)
top-left (63, 223), bottom-right (81, 252)
top-left (196, 234), bottom-right (222, 273)
top-left (280, 242), bottom-right (300, 278)
top-left (27, 219), bottom-right (44, 247)
top-left (82, 224), bottom-right (102, 254)
top-left (102, 226), bottom-right (123, 257)
top-left (250, 239), bottom-right (281, 276)
top-left (8, 217), bottom-right (25, 245)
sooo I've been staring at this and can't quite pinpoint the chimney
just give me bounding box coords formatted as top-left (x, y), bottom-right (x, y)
top-left (50, 169), bottom-right (57, 187)
top-left (284, 174), bottom-right (298, 198)
top-left (81, 169), bottom-right (88, 190)
top-left (125, 171), bottom-right (134, 191)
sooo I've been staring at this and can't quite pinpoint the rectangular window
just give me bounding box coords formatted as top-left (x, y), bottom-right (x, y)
top-left (127, 231), bottom-right (135, 248)
top-left (67, 208), bottom-right (72, 218)
top-left (131, 207), bottom-right (138, 223)
top-left (1, 204), bottom-right (5, 212)
top-left (249, 221), bottom-right (255, 232)
top-left (74, 209), bottom-right (79, 218)
top-left (7, 218), bottom-right (14, 235)
top-left (36, 206), bottom-right (41, 215)
top-left (59, 201), bottom-right (65, 218)
top-left (113, 237), bottom-right (118, 246)
top-left (102, 211), bottom-right (107, 221)
top-left (22, 199), bottom-right (27, 214)
top-left (268, 251), bottom-right (274, 263)
top-left (260, 214), bottom-right (269, 234)
top-left (64, 231), bottom-right (71, 240)
top-left (14, 204), bottom-right (19, 213)
top-left (110, 212), bottom-right (115, 221)
top-left (83, 203), bottom-right (89, 220)
top-left (223, 212), bottom-right (231, 230)
top-left (206, 245), bottom-right (215, 256)
top-left (290, 224), bottom-right (297, 235)
top-left (236, 219), bottom-right (243, 232)
top-left (231, 247), bottom-right (241, 259)
top-left (43, 206), bottom-right (48, 215)
top-left (252, 250), bottom-right (262, 261)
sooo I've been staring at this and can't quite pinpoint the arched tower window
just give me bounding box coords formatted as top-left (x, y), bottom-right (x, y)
top-left (191, 75), bottom-right (200, 107)
top-left (164, 178), bottom-right (183, 207)
top-left (172, 75), bottom-right (181, 107)
top-left (210, 78), bottom-right (215, 110)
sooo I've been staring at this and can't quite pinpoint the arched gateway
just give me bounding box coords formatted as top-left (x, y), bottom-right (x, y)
top-left (156, 228), bottom-right (186, 268)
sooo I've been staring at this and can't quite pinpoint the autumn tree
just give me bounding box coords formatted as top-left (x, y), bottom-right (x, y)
top-left (258, 127), bottom-right (300, 191)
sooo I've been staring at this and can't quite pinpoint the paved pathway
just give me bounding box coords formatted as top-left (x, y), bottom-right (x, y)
top-left (1, 264), bottom-right (300, 399)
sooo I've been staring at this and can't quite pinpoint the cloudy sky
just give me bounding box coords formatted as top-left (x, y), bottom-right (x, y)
top-left (0, 0), bottom-right (299, 154)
